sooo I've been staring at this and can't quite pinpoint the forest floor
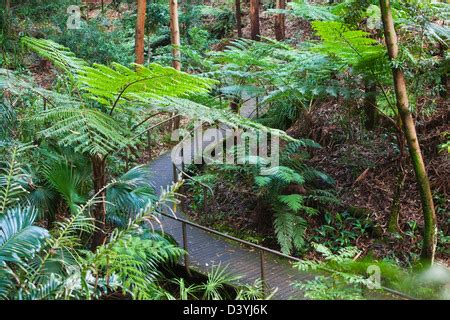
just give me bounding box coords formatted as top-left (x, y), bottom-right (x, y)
top-left (181, 4), bottom-right (449, 266)
top-left (181, 96), bottom-right (449, 266)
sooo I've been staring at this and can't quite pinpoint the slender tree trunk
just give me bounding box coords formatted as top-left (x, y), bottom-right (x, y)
top-left (135, 0), bottom-right (147, 64)
top-left (235, 0), bottom-right (242, 38)
top-left (90, 155), bottom-right (107, 251)
top-left (169, 0), bottom-right (182, 129)
top-left (363, 79), bottom-right (378, 130)
top-left (379, 0), bottom-right (437, 264)
top-left (169, 0), bottom-right (181, 70)
top-left (274, 0), bottom-right (285, 41)
top-left (250, 0), bottom-right (260, 40)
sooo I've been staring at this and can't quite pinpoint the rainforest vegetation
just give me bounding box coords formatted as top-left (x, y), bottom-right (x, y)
top-left (0, 0), bottom-right (448, 300)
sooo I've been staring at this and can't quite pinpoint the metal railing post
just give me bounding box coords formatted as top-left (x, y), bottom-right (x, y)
top-left (173, 162), bottom-right (177, 182)
top-left (182, 221), bottom-right (191, 276)
top-left (256, 96), bottom-right (259, 118)
top-left (260, 250), bottom-right (266, 298)
top-left (147, 128), bottom-right (152, 159)
top-left (203, 186), bottom-right (208, 217)
top-left (181, 146), bottom-right (185, 178)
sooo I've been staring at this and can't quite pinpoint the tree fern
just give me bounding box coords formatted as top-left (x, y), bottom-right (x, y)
top-left (273, 211), bottom-right (308, 255)
top-left (278, 194), bottom-right (305, 212)
top-left (287, 0), bottom-right (338, 21)
top-left (77, 62), bottom-right (216, 109)
top-left (312, 21), bottom-right (385, 67)
top-left (21, 36), bottom-right (87, 76)
top-left (33, 107), bottom-right (132, 157)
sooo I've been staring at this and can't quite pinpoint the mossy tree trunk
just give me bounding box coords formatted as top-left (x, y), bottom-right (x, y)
top-left (135, 0), bottom-right (147, 64)
top-left (387, 166), bottom-right (405, 233)
top-left (379, 0), bottom-right (437, 264)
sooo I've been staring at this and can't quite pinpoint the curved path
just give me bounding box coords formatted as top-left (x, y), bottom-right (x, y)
top-left (148, 101), bottom-right (312, 299)
top-left (149, 152), bottom-right (311, 299)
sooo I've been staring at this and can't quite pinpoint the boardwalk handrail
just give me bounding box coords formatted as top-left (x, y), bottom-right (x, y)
top-left (158, 210), bottom-right (416, 300)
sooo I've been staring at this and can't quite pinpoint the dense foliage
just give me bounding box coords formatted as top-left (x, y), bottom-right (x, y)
top-left (0, 0), bottom-right (448, 300)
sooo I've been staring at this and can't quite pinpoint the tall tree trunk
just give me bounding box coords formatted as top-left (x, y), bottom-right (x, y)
top-left (363, 79), bottom-right (378, 130)
top-left (274, 0), bottom-right (285, 41)
top-left (379, 0), bottom-right (437, 265)
top-left (169, 0), bottom-right (181, 70)
top-left (235, 0), bottom-right (242, 38)
top-left (135, 0), bottom-right (147, 64)
top-left (169, 0), bottom-right (181, 130)
top-left (250, 0), bottom-right (260, 40)
top-left (90, 155), bottom-right (107, 251)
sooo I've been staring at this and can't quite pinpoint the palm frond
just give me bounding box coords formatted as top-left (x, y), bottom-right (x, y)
top-left (0, 206), bottom-right (49, 265)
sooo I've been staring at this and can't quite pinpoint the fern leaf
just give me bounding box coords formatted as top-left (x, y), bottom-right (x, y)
top-left (278, 194), bottom-right (304, 212)
top-left (21, 37), bottom-right (87, 76)
top-left (273, 211), bottom-right (295, 254)
top-left (312, 21), bottom-right (385, 67)
top-left (34, 107), bottom-right (132, 156)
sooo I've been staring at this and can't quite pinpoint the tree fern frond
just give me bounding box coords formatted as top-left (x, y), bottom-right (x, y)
top-left (21, 37), bottom-right (87, 76)
top-left (77, 63), bottom-right (216, 109)
top-left (273, 211), bottom-right (295, 254)
top-left (287, 0), bottom-right (338, 21)
top-left (278, 194), bottom-right (304, 212)
top-left (34, 107), bottom-right (132, 156)
top-left (312, 21), bottom-right (385, 67)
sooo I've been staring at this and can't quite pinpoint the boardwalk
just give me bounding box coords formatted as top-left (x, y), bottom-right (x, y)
top-left (147, 96), bottom-right (315, 299)
top-left (149, 153), bottom-right (312, 300)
